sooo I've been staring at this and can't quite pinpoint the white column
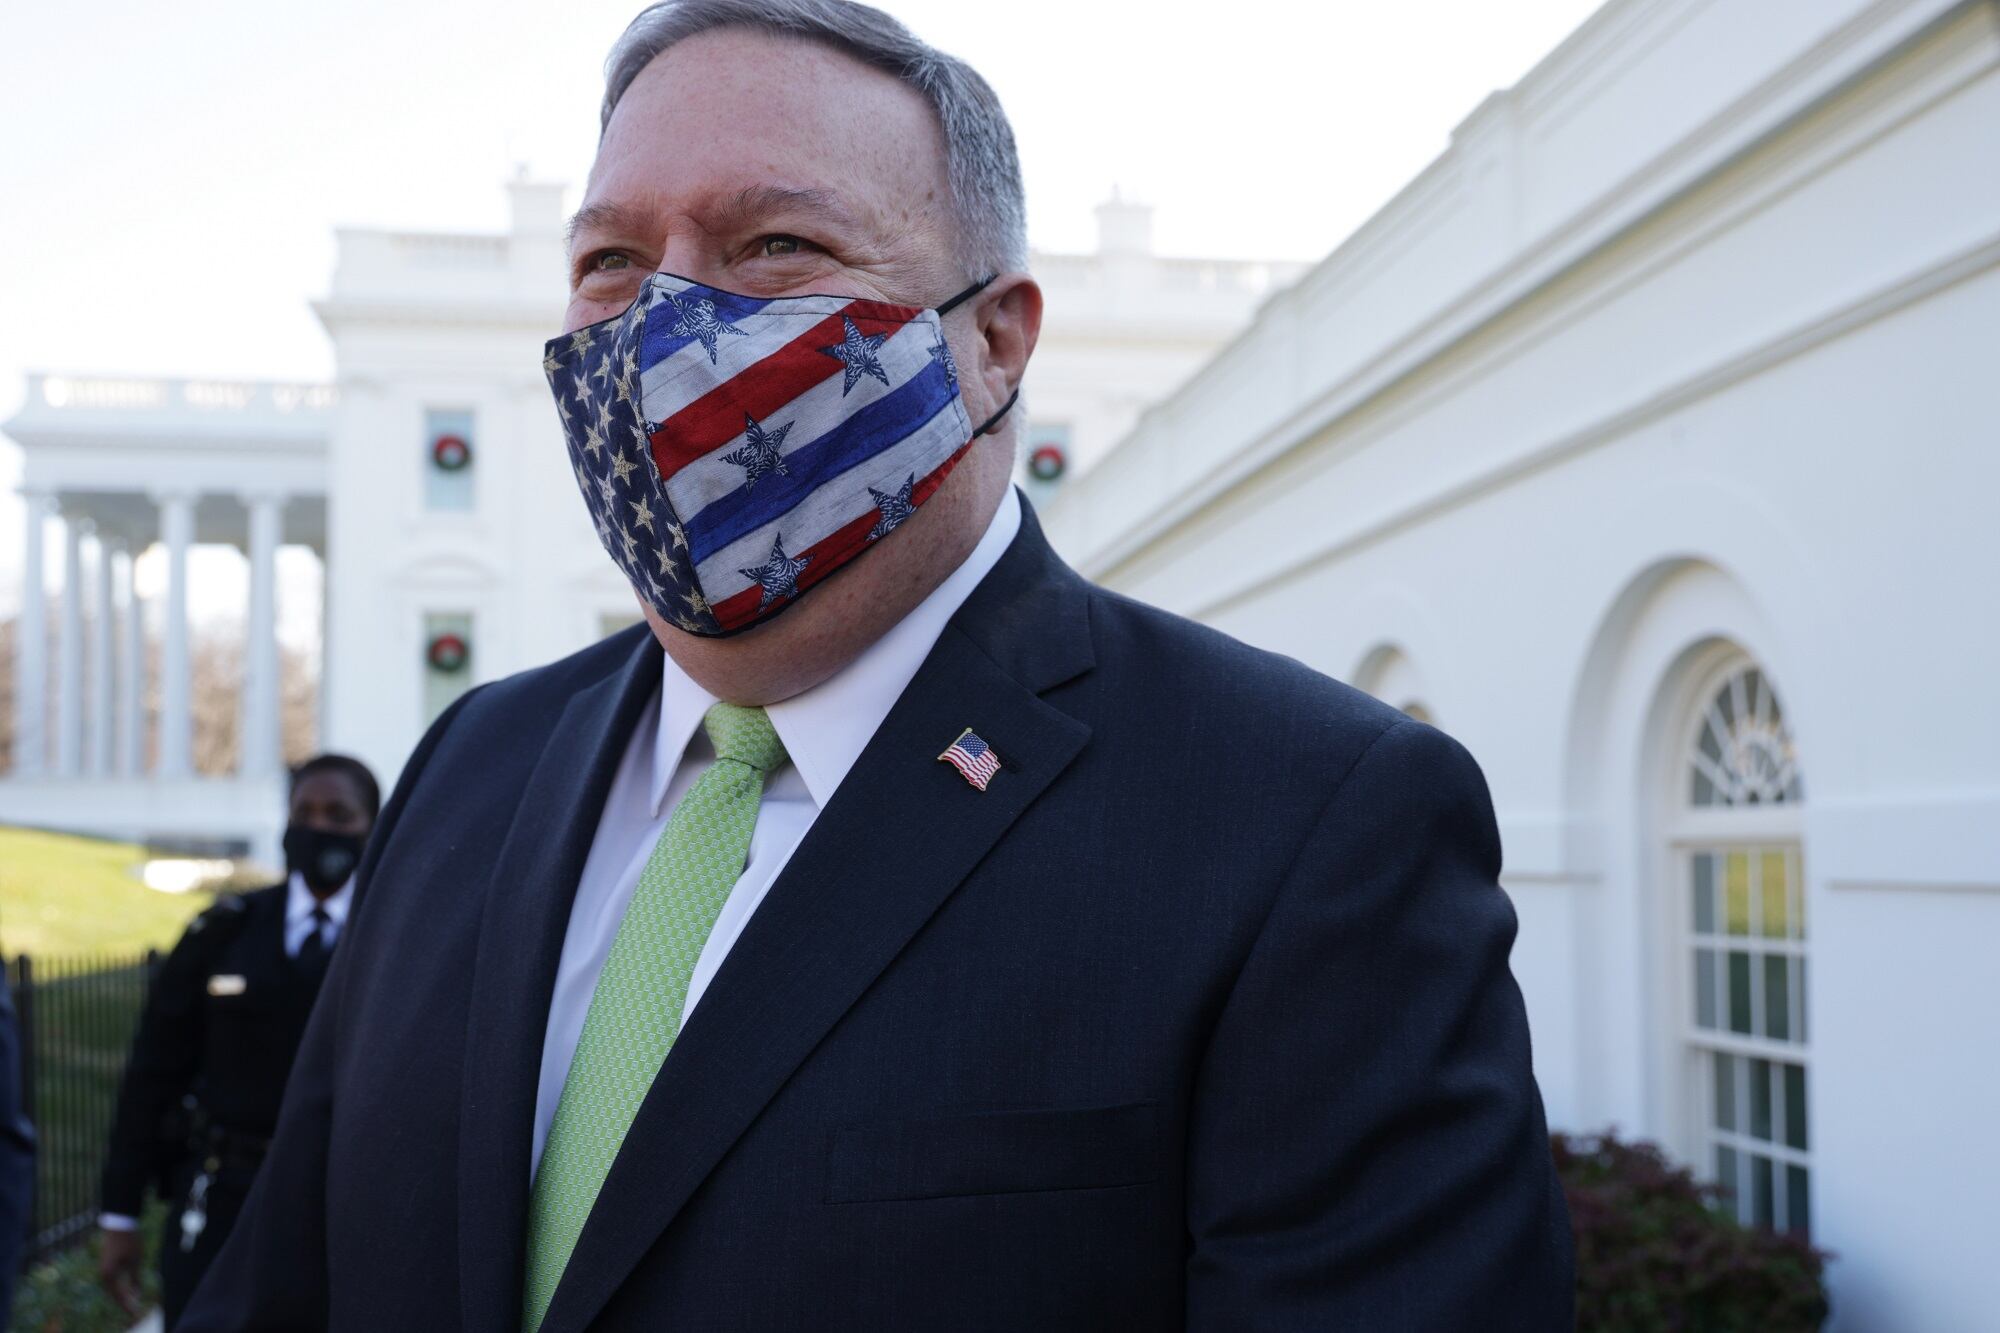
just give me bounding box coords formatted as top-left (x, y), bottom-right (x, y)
top-left (240, 493), bottom-right (284, 778)
top-left (90, 531), bottom-right (116, 774)
top-left (118, 545), bottom-right (145, 777)
top-left (13, 493), bottom-right (50, 777)
top-left (156, 491), bottom-right (195, 778)
top-left (56, 515), bottom-right (84, 776)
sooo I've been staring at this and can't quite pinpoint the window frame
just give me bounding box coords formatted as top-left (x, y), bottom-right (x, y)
top-left (1659, 654), bottom-right (1812, 1236)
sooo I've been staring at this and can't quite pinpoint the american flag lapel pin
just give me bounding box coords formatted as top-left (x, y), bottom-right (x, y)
top-left (938, 727), bottom-right (1002, 791)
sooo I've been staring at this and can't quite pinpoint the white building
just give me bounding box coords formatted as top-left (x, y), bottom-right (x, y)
top-left (1043, 0), bottom-right (1999, 1326)
top-left (2, 181), bottom-right (1300, 861)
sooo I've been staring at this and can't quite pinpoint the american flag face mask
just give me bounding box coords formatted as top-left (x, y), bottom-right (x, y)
top-left (544, 271), bottom-right (1015, 637)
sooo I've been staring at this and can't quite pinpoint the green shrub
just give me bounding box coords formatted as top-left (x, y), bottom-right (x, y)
top-left (1555, 1131), bottom-right (1830, 1331)
top-left (9, 1206), bottom-right (164, 1333)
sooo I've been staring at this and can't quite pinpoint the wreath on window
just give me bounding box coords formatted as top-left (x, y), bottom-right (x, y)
top-left (432, 433), bottom-right (472, 472)
top-left (426, 632), bottom-right (469, 674)
top-left (1027, 443), bottom-right (1066, 483)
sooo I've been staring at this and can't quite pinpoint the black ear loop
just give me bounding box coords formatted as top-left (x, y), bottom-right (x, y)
top-left (935, 274), bottom-right (1019, 436)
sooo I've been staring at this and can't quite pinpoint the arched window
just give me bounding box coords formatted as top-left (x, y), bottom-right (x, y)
top-left (1353, 645), bottom-right (1436, 728)
top-left (1669, 658), bottom-right (1810, 1234)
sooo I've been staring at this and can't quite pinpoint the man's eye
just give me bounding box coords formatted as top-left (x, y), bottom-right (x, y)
top-left (589, 251), bottom-right (633, 272)
top-left (761, 236), bottom-right (806, 257)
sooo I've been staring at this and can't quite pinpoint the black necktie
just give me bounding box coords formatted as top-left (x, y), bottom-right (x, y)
top-left (296, 907), bottom-right (332, 975)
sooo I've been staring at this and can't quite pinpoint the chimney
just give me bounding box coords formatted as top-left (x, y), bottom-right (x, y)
top-left (1094, 189), bottom-right (1154, 257)
top-left (505, 171), bottom-right (567, 295)
top-left (506, 169), bottom-right (565, 238)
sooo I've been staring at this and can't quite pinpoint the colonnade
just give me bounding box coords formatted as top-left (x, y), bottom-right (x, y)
top-left (11, 489), bottom-right (287, 781)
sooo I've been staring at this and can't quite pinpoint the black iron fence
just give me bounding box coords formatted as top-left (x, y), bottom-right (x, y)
top-left (5, 951), bottom-right (159, 1265)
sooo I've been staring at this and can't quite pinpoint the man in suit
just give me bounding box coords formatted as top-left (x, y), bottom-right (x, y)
top-left (99, 754), bottom-right (379, 1328)
top-left (185, 3), bottom-right (1572, 1328)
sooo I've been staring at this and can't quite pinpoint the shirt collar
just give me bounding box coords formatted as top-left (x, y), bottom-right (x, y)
top-left (649, 487), bottom-right (1023, 813)
top-left (286, 869), bottom-right (355, 926)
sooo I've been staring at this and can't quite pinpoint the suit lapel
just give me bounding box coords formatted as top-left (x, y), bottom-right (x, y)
top-left (541, 500), bottom-right (1095, 1333)
top-left (456, 631), bottom-right (662, 1333)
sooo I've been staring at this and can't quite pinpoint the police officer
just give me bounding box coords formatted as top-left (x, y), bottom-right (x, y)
top-left (97, 753), bottom-right (379, 1328)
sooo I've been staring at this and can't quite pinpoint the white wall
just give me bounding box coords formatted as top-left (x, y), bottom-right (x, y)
top-left (1045, 2), bottom-right (2000, 1325)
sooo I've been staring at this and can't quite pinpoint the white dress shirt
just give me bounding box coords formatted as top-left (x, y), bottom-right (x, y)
top-left (285, 871), bottom-right (354, 956)
top-left (530, 489), bottom-right (1022, 1175)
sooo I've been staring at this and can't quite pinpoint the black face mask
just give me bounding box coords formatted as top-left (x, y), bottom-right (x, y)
top-left (283, 825), bottom-right (364, 894)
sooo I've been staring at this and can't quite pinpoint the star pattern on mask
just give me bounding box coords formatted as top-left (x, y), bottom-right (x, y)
top-left (868, 474), bottom-right (917, 540)
top-left (927, 335), bottom-right (957, 389)
top-left (739, 534), bottom-right (811, 609)
top-left (547, 308), bottom-right (740, 636)
top-left (721, 414), bottom-right (792, 488)
top-left (666, 293), bottom-right (749, 363)
top-left (821, 317), bottom-right (892, 395)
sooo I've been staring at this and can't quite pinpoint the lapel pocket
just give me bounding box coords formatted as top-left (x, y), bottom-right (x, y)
top-left (826, 1100), bottom-right (1159, 1204)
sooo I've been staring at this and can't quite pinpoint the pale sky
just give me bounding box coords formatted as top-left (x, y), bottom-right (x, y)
top-left (0, 0), bottom-right (1605, 623)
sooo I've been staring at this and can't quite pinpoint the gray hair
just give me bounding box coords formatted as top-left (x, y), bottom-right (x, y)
top-left (602, 0), bottom-right (1028, 275)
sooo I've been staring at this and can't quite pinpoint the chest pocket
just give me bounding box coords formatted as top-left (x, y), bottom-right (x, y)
top-left (825, 1100), bottom-right (1160, 1204)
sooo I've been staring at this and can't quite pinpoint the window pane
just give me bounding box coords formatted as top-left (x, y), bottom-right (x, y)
top-left (424, 408), bottom-right (476, 512)
top-left (1797, 957), bottom-right (1808, 1043)
top-left (1695, 950), bottom-right (1717, 1029)
top-left (1693, 854), bottom-right (1716, 934)
top-left (1786, 1165), bottom-right (1811, 1236)
top-left (1749, 1057), bottom-right (1772, 1141)
top-left (1759, 850), bottom-right (1789, 936)
top-left (423, 611), bottom-right (475, 725)
top-left (1792, 854), bottom-right (1807, 941)
top-left (1785, 1063), bottom-right (1808, 1150)
top-left (1714, 1052), bottom-right (1736, 1132)
top-left (1725, 853), bottom-right (1751, 935)
top-left (1764, 955), bottom-right (1790, 1041)
top-left (1715, 1146), bottom-right (1739, 1214)
top-left (1752, 1154), bottom-right (1774, 1228)
top-left (1729, 952), bottom-right (1753, 1035)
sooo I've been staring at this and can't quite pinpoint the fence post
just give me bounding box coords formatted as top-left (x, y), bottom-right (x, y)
top-left (13, 957), bottom-right (34, 1136)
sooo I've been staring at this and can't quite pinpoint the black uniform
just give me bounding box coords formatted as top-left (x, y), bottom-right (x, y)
top-left (102, 884), bottom-right (331, 1327)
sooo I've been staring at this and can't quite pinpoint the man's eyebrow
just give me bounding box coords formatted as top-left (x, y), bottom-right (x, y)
top-left (565, 200), bottom-right (655, 246)
top-left (565, 187), bottom-right (864, 248)
top-left (723, 185), bottom-right (861, 230)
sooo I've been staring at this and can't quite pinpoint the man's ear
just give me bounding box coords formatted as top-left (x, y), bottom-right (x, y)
top-left (970, 274), bottom-right (1042, 421)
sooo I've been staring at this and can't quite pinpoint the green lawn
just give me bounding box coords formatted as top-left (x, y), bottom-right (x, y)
top-left (0, 826), bottom-right (214, 957)
top-left (0, 826), bottom-right (207, 1303)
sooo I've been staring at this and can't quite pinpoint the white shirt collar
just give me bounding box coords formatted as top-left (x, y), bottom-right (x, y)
top-left (286, 869), bottom-right (355, 929)
top-left (649, 488), bottom-right (1023, 813)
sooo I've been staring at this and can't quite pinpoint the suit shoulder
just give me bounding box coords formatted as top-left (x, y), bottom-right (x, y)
top-left (1084, 586), bottom-right (1407, 745)
top-left (186, 893), bottom-right (250, 934)
top-left (451, 622), bottom-right (651, 729)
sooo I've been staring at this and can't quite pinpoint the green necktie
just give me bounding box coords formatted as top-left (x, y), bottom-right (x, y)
top-left (522, 701), bottom-right (788, 1331)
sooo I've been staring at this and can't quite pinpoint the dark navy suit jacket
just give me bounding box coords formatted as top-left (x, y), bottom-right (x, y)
top-left (184, 504), bottom-right (1572, 1330)
top-left (0, 972), bottom-right (34, 1323)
